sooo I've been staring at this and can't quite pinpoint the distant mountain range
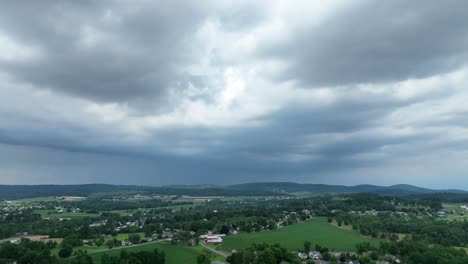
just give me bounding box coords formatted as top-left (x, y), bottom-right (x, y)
top-left (226, 182), bottom-right (467, 196)
top-left (0, 182), bottom-right (465, 200)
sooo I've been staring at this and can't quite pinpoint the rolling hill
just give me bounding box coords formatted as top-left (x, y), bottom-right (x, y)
top-left (226, 182), bottom-right (467, 196)
top-left (0, 182), bottom-right (465, 200)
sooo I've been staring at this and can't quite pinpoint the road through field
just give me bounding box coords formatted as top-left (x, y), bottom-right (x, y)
top-left (199, 242), bottom-right (230, 258)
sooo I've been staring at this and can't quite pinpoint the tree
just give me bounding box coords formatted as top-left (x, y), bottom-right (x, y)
top-left (257, 248), bottom-right (276, 264)
top-left (62, 234), bottom-right (82, 248)
top-left (79, 224), bottom-right (90, 239)
top-left (322, 252), bottom-right (331, 261)
top-left (358, 256), bottom-right (372, 264)
top-left (59, 246), bottom-right (73, 258)
top-left (95, 237), bottom-right (105, 247)
top-left (197, 254), bottom-right (210, 264)
top-left (226, 252), bottom-right (244, 264)
top-left (129, 233), bottom-right (141, 244)
top-left (144, 224), bottom-right (155, 237)
top-left (304, 240), bottom-right (311, 252)
top-left (65, 252), bottom-right (94, 264)
top-left (105, 238), bottom-right (119, 249)
top-left (220, 225), bottom-right (230, 234)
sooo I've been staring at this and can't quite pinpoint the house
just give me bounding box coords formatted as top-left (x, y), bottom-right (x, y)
top-left (205, 232), bottom-right (223, 244)
top-left (297, 252), bottom-right (307, 260)
top-left (9, 239), bottom-right (20, 244)
top-left (89, 220), bottom-right (107, 227)
top-left (188, 238), bottom-right (196, 246)
top-left (331, 252), bottom-right (342, 258)
top-left (122, 240), bottom-right (132, 246)
top-left (437, 211), bottom-right (447, 217)
top-left (309, 251), bottom-right (321, 260)
top-left (162, 231), bottom-right (174, 238)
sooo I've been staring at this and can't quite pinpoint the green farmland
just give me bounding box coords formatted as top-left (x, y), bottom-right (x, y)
top-left (219, 217), bottom-right (381, 252)
top-left (90, 242), bottom-right (203, 264)
top-left (50, 233), bottom-right (146, 256)
top-left (34, 210), bottom-right (101, 219)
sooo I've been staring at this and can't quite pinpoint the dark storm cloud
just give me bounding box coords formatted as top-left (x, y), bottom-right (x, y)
top-left (0, 1), bottom-right (210, 108)
top-left (1, 0), bottom-right (468, 187)
top-left (260, 0), bottom-right (468, 87)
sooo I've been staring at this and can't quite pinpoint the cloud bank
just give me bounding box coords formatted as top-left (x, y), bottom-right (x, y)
top-left (1, 0), bottom-right (468, 188)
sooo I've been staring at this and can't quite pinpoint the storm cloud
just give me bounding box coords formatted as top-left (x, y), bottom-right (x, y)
top-left (1, 0), bottom-right (468, 188)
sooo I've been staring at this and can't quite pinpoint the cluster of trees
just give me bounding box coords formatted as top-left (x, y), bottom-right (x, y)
top-left (227, 243), bottom-right (300, 264)
top-left (0, 238), bottom-right (94, 264)
top-left (101, 249), bottom-right (165, 264)
top-left (227, 240), bottom-right (468, 264)
top-left (300, 241), bottom-right (364, 264)
top-left (376, 240), bottom-right (468, 264)
top-left (332, 212), bottom-right (468, 246)
top-left (344, 240), bottom-right (468, 264)
top-left (0, 239), bottom-right (57, 263)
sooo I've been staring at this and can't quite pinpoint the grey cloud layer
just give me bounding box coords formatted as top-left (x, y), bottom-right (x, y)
top-left (261, 0), bottom-right (468, 87)
top-left (0, 1), bottom-right (212, 108)
top-left (1, 1), bottom-right (468, 187)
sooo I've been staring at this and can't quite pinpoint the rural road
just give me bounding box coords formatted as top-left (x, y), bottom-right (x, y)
top-left (199, 242), bottom-right (230, 258)
top-left (87, 238), bottom-right (171, 255)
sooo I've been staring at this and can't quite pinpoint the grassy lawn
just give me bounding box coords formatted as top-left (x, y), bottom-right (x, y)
top-left (52, 244), bottom-right (108, 256)
top-left (442, 203), bottom-right (467, 221)
top-left (107, 204), bottom-right (199, 216)
top-left (51, 233), bottom-right (146, 256)
top-left (34, 210), bottom-right (101, 219)
top-left (219, 217), bottom-right (381, 252)
top-left (115, 232), bottom-right (145, 241)
top-left (90, 242), bottom-right (202, 264)
top-left (11, 196), bottom-right (58, 203)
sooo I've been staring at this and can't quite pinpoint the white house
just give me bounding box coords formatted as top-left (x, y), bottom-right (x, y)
top-left (309, 251), bottom-right (321, 260)
top-left (204, 232), bottom-right (223, 244)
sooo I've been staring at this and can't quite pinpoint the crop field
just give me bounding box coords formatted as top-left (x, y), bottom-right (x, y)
top-left (114, 232), bottom-right (145, 241)
top-left (11, 196), bottom-right (58, 203)
top-left (50, 233), bottom-right (146, 256)
top-left (90, 242), bottom-right (202, 264)
top-left (34, 210), bottom-right (101, 219)
top-left (442, 203), bottom-right (467, 221)
top-left (219, 217), bottom-right (381, 252)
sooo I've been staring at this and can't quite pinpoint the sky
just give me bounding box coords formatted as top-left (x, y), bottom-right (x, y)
top-left (1, 1), bottom-right (468, 188)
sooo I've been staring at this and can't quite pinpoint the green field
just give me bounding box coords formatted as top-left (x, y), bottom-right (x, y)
top-left (50, 233), bottom-right (146, 256)
top-left (219, 217), bottom-right (381, 252)
top-left (442, 203), bottom-right (467, 221)
top-left (11, 196), bottom-right (58, 203)
top-left (34, 210), bottom-right (101, 219)
top-left (90, 242), bottom-right (203, 264)
top-left (106, 203), bottom-right (201, 216)
top-left (115, 233), bottom-right (145, 241)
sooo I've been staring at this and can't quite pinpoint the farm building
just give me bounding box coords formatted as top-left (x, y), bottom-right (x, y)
top-left (204, 232), bottom-right (224, 244)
